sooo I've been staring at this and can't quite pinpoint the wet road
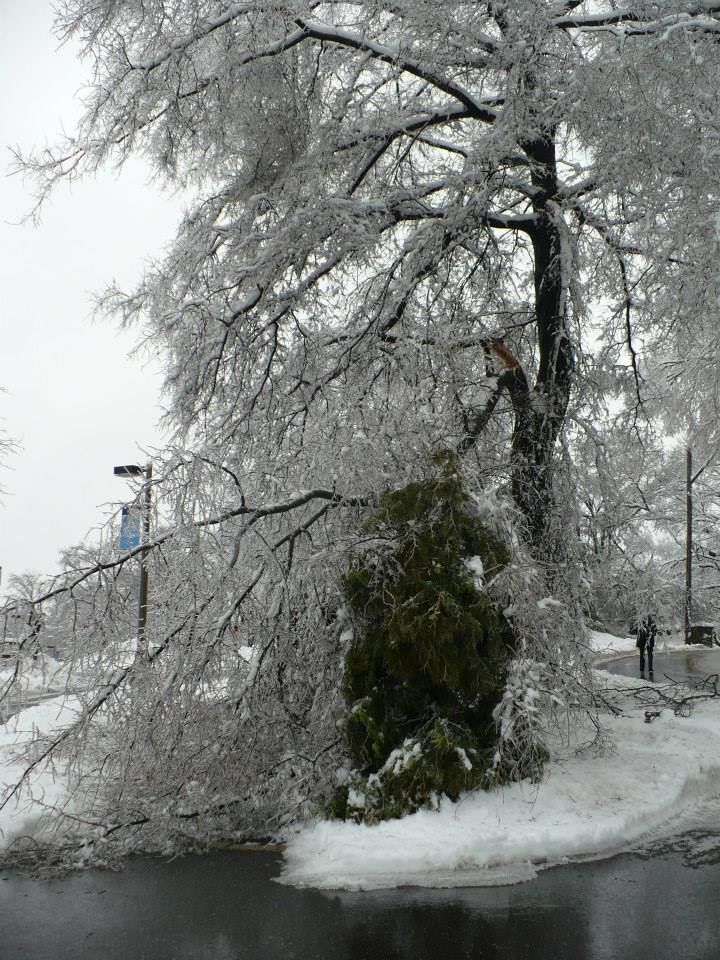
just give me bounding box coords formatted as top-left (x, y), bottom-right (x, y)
top-left (2, 838), bottom-right (720, 960)
top-left (601, 647), bottom-right (720, 684)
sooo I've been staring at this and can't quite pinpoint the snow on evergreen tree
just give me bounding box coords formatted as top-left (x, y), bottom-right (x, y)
top-left (333, 453), bottom-right (536, 823)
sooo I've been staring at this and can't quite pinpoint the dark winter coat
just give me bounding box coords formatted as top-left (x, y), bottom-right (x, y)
top-left (637, 618), bottom-right (657, 647)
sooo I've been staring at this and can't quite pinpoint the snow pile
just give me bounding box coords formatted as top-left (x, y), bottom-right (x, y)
top-left (0, 654), bottom-right (71, 695)
top-left (0, 695), bottom-right (81, 847)
top-left (280, 633), bottom-right (720, 890)
top-left (281, 702), bottom-right (720, 890)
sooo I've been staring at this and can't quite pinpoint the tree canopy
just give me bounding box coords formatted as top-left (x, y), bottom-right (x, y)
top-left (22, 1), bottom-right (720, 533)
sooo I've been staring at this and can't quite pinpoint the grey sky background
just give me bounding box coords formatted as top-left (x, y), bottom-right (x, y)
top-left (1, 1), bottom-right (182, 588)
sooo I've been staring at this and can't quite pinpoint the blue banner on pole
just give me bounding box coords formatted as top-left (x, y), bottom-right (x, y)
top-left (119, 505), bottom-right (141, 551)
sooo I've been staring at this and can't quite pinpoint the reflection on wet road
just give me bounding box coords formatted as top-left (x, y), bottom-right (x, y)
top-left (602, 648), bottom-right (720, 685)
top-left (3, 844), bottom-right (720, 960)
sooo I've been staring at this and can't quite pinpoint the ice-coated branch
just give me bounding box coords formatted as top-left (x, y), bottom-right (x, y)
top-left (15, 487), bottom-right (365, 610)
top-left (295, 18), bottom-right (501, 123)
top-left (553, 3), bottom-right (720, 34)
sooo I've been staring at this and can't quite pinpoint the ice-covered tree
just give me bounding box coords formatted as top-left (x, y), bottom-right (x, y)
top-left (6, 1), bottom-right (720, 858)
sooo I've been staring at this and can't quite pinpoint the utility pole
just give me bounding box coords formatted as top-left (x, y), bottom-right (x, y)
top-left (685, 448), bottom-right (692, 645)
top-left (685, 448), bottom-right (711, 645)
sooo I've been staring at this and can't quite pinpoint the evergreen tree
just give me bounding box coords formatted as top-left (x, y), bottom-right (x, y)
top-left (333, 454), bottom-right (545, 823)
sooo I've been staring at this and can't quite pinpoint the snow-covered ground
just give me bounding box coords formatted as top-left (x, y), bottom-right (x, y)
top-left (280, 631), bottom-right (720, 890)
top-left (0, 693), bottom-right (81, 848)
top-left (0, 654), bottom-right (85, 848)
top-left (0, 652), bottom-right (72, 697)
top-left (2, 633), bottom-right (720, 889)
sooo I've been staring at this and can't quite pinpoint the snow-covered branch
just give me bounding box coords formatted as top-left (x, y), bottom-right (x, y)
top-left (295, 18), bottom-right (502, 122)
top-left (553, 3), bottom-right (720, 34)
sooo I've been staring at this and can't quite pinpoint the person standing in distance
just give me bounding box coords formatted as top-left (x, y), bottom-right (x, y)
top-left (637, 614), bottom-right (657, 679)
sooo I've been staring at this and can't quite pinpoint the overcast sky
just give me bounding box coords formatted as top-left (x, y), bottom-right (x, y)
top-left (1, 2), bottom-right (183, 588)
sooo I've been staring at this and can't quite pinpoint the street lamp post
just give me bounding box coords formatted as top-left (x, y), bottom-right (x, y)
top-left (114, 462), bottom-right (153, 659)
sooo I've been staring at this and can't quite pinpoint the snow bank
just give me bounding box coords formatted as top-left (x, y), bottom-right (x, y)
top-left (0, 654), bottom-right (71, 695)
top-left (281, 702), bottom-right (720, 890)
top-left (0, 695), bottom-right (81, 846)
top-left (280, 633), bottom-right (720, 890)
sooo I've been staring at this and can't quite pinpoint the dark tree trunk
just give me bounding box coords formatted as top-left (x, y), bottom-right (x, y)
top-left (462, 130), bottom-right (574, 550)
top-left (512, 133), bottom-right (573, 547)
